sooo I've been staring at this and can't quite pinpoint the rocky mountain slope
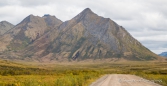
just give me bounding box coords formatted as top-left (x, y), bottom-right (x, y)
top-left (0, 8), bottom-right (162, 61)
top-left (0, 21), bottom-right (14, 36)
top-left (0, 14), bottom-right (62, 51)
top-left (159, 52), bottom-right (167, 57)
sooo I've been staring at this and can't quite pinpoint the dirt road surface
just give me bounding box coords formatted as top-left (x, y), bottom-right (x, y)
top-left (90, 74), bottom-right (162, 86)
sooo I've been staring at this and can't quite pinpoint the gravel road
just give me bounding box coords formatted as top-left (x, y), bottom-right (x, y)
top-left (90, 74), bottom-right (162, 86)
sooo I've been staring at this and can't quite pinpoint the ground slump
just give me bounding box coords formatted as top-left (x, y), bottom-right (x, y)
top-left (0, 8), bottom-right (162, 61)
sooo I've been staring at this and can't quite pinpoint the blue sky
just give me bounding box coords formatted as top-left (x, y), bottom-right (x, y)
top-left (0, 0), bottom-right (167, 54)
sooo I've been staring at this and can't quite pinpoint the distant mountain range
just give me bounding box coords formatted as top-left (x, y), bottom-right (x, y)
top-left (159, 52), bottom-right (167, 57)
top-left (0, 8), bottom-right (163, 62)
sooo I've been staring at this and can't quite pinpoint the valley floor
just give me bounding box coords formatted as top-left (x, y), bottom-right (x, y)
top-left (0, 60), bottom-right (167, 86)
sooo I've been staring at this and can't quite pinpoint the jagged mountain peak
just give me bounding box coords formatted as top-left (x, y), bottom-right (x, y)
top-left (42, 14), bottom-right (61, 21)
top-left (74, 8), bottom-right (97, 20)
top-left (82, 8), bottom-right (93, 14)
top-left (27, 14), bottom-right (36, 19)
top-left (59, 8), bottom-right (107, 30)
top-left (20, 14), bottom-right (42, 24)
top-left (19, 14), bottom-right (62, 28)
top-left (42, 14), bottom-right (55, 18)
top-left (42, 14), bottom-right (62, 28)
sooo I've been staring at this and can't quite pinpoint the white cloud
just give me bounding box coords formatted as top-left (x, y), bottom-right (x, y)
top-left (137, 35), bottom-right (167, 42)
top-left (0, 0), bottom-right (167, 54)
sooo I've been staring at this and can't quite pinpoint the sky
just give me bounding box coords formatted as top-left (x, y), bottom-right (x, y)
top-left (0, 0), bottom-right (167, 54)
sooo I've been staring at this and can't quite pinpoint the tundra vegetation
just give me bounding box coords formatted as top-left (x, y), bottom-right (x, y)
top-left (0, 60), bottom-right (167, 86)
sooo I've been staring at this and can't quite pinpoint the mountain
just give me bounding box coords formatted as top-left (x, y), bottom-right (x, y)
top-left (21, 8), bottom-right (159, 61)
top-left (0, 8), bottom-right (162, 61)
top-left (0, 14), bottom-right (62, 52)
top-left (159, 52), bottom-right (167, 57)
top-left (0, 21), bottom-right (14, 35)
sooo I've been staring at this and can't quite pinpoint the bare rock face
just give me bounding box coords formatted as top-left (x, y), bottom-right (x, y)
top-left (0, 8), bottom-right (160, 61)
top-left (0, 21), bottom-right (14, 35)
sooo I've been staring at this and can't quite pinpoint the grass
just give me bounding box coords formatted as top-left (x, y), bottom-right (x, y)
top-left (0, 60), bottom-right (167, 86)
top-left (0, 70), bottom-right (102, 86)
